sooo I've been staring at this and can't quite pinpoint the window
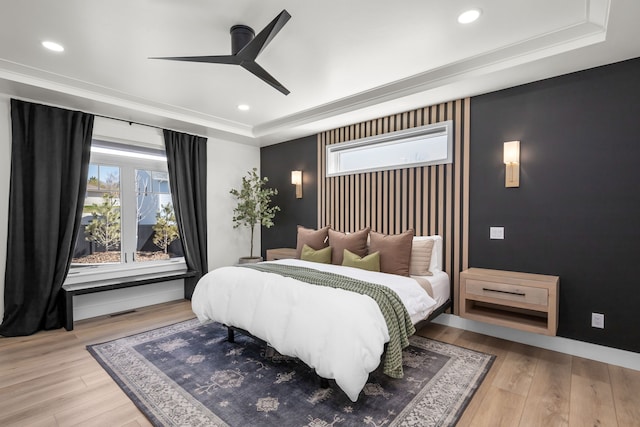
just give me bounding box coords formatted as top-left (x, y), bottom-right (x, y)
top-left (326, 120), bottom-right (453, 177)
top-left (81, 163), bottom-right (122, 263)
top-left (71, 140), bottom-right (183, 268)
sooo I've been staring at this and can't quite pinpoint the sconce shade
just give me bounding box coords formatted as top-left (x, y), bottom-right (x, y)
top-left (503, 141), bottom-right (520, 164)
top-left (503, 141), bottom-right (520, 187)
top-left (291, 170), bottom-right (303, 198)
top-left (291, 170), bottom-right (302, 185)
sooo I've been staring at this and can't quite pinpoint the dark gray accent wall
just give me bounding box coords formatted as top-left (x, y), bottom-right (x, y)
top-left (470, 57), bottom-right (640, 352)
top-left (261, 57), bottom-right (640, 354)
top-left (260, 135), bottom-right (317, 259)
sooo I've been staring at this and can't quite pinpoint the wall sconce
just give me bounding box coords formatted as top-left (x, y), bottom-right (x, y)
top-left (291, 170), bottom-right (303, 198)
top-left (503, 141), bottom-right (520, 188)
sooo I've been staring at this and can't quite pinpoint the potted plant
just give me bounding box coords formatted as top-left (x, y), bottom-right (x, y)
top-left (230, 168), bottom-right (280, 263)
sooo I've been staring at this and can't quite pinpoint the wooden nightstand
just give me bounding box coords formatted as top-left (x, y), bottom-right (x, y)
top-left (266, 248), bottom-right (297, 261)
top-left (460, 268), bottom-right (559, 336)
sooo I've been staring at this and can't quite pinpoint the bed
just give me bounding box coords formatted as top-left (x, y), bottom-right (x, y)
top-left (191, 232), bottom-right (450, 402)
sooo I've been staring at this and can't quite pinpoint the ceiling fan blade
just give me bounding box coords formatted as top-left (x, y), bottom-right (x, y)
top-left (149, 55), bottom-right (240, 65)
top-left (241, 61), bottom-right (290, 95)
top-left (237, 10), bottom-right (291, 60)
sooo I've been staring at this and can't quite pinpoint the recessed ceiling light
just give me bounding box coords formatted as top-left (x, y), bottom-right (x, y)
top-left (458, 9), bottom-right (481, 24)
top-left (237, 104), bottom-right (250, 111)
top-left (42, 40), bottom-right (64, 52)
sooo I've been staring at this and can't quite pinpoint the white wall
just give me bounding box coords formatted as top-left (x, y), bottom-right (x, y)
top-left (74, 280), bottom-right (184, 321)
top-left (0, 95), bottom-right (11, 323)
top-left (0, 95), bottom-right (259, 326)
top-left (207, 138), bottom-right (260, 269)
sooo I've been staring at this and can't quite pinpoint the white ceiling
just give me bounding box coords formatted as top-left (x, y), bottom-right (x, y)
top-left (1, 0), bottom-right (638, 146)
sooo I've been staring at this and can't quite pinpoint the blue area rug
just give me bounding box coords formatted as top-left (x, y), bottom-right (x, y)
top-left (88, 319), bottom-right (494, 426)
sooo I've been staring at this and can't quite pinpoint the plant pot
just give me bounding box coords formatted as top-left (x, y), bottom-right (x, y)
top-left (238, 256), bottom-right (263, 264)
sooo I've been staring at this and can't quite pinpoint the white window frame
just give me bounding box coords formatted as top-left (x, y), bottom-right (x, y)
top-left (65, 139), bottom-right (186, 285)
top-left (326, 120), bottom-right (453, 177)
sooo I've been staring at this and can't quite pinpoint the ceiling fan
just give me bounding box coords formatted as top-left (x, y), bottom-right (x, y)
top-left (150, 10), bottom-right (291, 95)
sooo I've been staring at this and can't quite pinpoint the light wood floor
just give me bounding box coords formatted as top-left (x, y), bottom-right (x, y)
top-left (1, 300), bottom-right (639, 427)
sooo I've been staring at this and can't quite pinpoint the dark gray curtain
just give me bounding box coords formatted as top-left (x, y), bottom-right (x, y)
top-left (0, 99), bottom-right (93, 336)
top-left (163, 129), bottom-right (208, 288)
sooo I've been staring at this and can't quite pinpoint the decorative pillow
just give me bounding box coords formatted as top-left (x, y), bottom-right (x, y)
top-left (368, 229), bottom-right (414, 276)
top-left (409, 238), bottom-right (435, 276)
top-left (342, 249), bottom-right (380, 272)
top-left (413, 235), bottom-right (443, 272)
top-left (300, 244), bottom-right (332, 264)
top-left (328, 227), bottom-right (370, 265)
top-left (295, 225), bottom-right (330, 259)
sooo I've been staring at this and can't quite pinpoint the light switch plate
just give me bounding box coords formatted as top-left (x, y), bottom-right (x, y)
top-left (490, 227), bottom-right (505, 239)
top-left (592, 313), bottom-right (605, 329)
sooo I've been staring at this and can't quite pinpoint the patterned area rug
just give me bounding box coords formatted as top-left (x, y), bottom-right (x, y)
top-left (88, 319), bottom-right (494, 426)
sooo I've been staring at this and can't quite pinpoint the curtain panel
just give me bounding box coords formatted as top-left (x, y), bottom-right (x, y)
top-left (163, 129), bottom-right (208, 296)
top-left (0, 99), bottom-right (93, 336)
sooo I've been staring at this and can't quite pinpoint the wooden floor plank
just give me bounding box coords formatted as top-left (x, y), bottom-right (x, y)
top-left (519, 349), bottom-right (571, 427)
top-left (459, 386), bottom-right (526, 427)
top-left (492, 342), bottom-right (539, 397)
top-left (456, 332), bottom-right (512, 424)
top-left (0, 355), bottom-right (98, 389)
top-left (3, 413), bottom-right (58, 427)
top-left (70, 402), bottom-right (147, 427)
top-left (609, 364), bottom-right (640, 427)
top-left (122, 418), bottom-right (153, 427)
top-left (572, 355), bottom-right (611, 383)
top-left (54, 386), bottom-right (130, 426)
top-left (416, 321), bottom-right (464, 343)
top-left (0, 376), bottom-right (88, 418)
top-left (569, 357), bottom-right (618, 427)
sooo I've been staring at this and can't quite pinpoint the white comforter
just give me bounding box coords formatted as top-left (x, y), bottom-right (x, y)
top-left (191, 259), bottom-right (437, 401)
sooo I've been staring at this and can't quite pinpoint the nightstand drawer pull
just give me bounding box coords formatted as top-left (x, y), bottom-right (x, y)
top-left (465, 278), bottom-right (548, 306)
top-left (482, 287), bottom-right (526, 297)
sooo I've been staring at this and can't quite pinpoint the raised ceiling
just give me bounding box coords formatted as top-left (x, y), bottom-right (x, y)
top-left (1, 0), bottom-right (638, 146)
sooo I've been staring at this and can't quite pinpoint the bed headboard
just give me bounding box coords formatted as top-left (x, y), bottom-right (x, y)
top-left (316, 99), bottom-right (471, 314)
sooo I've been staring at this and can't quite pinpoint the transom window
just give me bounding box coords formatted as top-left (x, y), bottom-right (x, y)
top-left (326, 120), bottom-right (453, 177)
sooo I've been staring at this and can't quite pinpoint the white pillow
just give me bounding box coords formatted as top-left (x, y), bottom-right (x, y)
top-left (412, 235), bottom-right (443, 273)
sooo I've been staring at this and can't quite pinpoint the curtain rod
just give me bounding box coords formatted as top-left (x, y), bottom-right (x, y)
top-left (93, 113), bottom-right (209, 139)
top-left (94, 113), bottom-right (163, 131)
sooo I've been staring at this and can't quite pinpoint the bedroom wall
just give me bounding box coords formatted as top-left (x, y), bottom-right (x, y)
top-left (260, 135), bottom-right (317, 259)
top-left (208, 138), bottom-right (261, 267)
top-left (0, 94), bottom-right (259, 327)
top-left (0, 94), bottom-right (11, 323)
top-left (469, 57), bottom-right (640, 353)
top-left (259, 58), bottom-right (640, 356)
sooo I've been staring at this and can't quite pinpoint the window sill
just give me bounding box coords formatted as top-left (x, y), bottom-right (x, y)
top-left (64, 258), bottom-right (187, 286)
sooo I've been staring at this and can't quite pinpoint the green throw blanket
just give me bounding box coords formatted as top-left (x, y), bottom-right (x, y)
top-left (240, 263), bottom-right (415, 378)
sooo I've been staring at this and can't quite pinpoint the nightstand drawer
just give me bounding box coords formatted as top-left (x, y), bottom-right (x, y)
top-left (466, 279), bottom-right (548, 307)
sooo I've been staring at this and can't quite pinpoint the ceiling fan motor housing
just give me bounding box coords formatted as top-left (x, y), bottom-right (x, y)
top-left (230, 25), bottom-right (255, 54)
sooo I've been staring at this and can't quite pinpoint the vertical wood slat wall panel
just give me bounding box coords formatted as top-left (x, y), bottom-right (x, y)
top-left (317, 98), bottom-right (470, 314)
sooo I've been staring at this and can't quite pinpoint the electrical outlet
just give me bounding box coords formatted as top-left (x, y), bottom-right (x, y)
top-left (490, 227), bottom-right (504, 239)
top-left (591, 312), bottom-right (605, 329)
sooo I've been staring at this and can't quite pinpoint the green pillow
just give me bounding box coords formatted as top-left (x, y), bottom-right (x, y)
top-left (342, 249), bottom-right (380, 272)
top-left (300, 244), bottom-right (332, 264)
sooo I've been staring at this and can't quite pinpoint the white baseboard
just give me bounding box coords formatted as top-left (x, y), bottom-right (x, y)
top-left (432, 313), bottom-right (640, 372)
top-left (73, 280), bottom-right (184, 321)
